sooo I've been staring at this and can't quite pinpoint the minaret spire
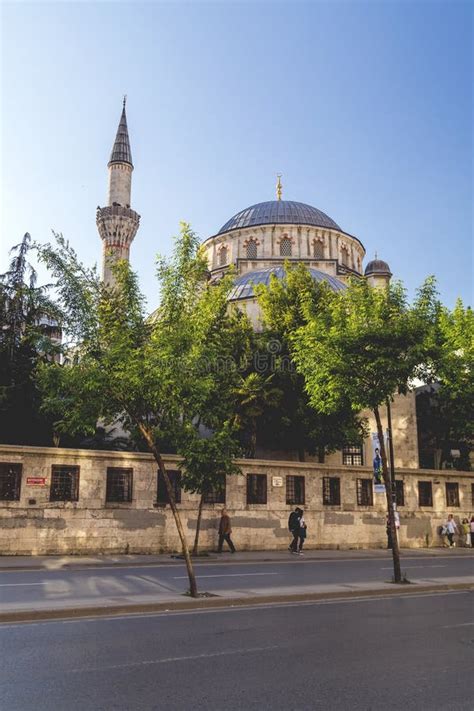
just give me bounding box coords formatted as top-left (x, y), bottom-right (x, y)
top-left (96, 99), bottom-right (141, 286)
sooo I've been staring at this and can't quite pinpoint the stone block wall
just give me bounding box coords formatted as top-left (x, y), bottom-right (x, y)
top-left (0, 445), bottom-right (472, 555)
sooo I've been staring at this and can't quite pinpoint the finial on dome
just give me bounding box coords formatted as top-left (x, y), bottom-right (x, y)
top-left (375, 250), bottom-right (378, 259)
top-left (276, 174), bottom-right (282, 201)
top-left (123, 94), bottom-right (127, 108)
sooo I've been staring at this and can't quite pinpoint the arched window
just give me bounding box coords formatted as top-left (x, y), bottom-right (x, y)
top-left (313, 240), bottom-right (324, 259)
top-left (340, 246), bottom-right (349, 267)
top-left (280, 237), bottom-right (292, 257)
top-left (246, 240), bottom-right (258, 259)
top-left (218, 246), bottom-right (228, 266)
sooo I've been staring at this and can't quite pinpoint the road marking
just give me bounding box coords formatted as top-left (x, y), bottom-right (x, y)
top-left (442, 621), bottom-right (474, 628)
top-left (70, 645), bottom-right (280, 673)
top-left (173, 572), bottom-right (280, 579)
top-left (0, 582), bottom-right (47, 587)
top-left (0, 554), bottom-right (471, 576)
top-left (380, 565), bottom-right (447, 570)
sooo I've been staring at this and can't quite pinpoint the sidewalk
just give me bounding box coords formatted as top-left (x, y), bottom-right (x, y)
top-left (0, 546), bottom-right (472, 571)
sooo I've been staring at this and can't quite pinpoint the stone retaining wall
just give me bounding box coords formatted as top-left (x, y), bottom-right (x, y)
top-left (0, 445), bottom-right (472, 555)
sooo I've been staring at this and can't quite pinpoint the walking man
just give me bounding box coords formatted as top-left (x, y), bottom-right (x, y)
top-left (218, 508), bottom-right (236, 553)
top-left (445, 513), bottom-right (458, 548)
top-left (288, 507), bottom-right (303, 554)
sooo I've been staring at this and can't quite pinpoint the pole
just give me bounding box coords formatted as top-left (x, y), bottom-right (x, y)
top-left (386, 398), bottom-right (396, 486)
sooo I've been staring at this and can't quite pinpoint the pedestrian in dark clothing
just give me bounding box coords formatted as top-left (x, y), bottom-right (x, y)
top-left (288, 507), bottom-right (303, 553)
top-left (386, 514), bottom-right (393, 549)
top-left (218, 508), bottom-right (236, 553)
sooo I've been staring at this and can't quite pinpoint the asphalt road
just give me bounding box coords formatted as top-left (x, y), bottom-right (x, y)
top-left (1, 590), bottom-right (473, 710)
top-left (0, 555), bottom-right (472, 610)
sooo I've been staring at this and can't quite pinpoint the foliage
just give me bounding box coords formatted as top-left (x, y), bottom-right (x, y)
top-left (255, 264), bottom-right (367, 461)
top-left (417, 299), bottom-right (474, 470)
top-left (232, 372), bottom-right (282, 458)
top-left (0, 233), bottom-right (61, 445)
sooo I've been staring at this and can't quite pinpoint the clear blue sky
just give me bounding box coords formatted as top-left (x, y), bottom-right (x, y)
top-left (1, 0), bottom-right (472, 309)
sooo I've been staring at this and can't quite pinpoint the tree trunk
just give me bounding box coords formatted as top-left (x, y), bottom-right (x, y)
top-left (192, 493), bottom-right (205, 557)
top-left (137, 423), bottom-right (198, 597)
top-left (373, 406), bottom-right (402, 583)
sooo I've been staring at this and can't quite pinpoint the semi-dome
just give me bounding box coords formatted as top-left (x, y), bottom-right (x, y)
top-left (228, 266), bottom-right (346, 301)
top-left (218, 200), bottom-right (341, 235)
top-left (364, 258), bottom-right (392, 277)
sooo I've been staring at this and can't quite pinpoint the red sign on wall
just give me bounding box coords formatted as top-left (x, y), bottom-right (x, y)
top-left (26, 477), bottom-right (47, 486)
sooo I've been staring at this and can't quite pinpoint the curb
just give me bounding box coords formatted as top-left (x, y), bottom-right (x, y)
top-left (1, 582), bottom-right (472, 624)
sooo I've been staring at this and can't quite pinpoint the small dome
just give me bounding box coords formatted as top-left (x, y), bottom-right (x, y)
top-left (228, 266), bottom-right (346, 301)
top-left (364, 258), bottom-right (392, 277)
top-left (218, 200), bottom-right (341, 235)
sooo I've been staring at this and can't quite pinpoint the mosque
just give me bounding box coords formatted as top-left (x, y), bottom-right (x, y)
top-left (96, 101), bottom-right (417, 468)
top-left (97, 101), bottom-right (392, 318)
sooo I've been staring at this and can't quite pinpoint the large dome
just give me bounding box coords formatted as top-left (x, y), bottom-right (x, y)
top-left (218, 200), bottom-right (341, 235)
top-left (228, 266), bottom-right (346, 301)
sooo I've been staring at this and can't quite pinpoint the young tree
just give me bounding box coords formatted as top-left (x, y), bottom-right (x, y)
top-left (0, 233), bottom-right (61, 445)
top-left (232, 372), bottom-right (282, 458)
top-left (37, 225), bottom-right (245, 597)
top-left (289, 277), bottom-right (437, 583)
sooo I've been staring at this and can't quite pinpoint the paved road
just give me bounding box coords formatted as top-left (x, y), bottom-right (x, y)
top-left (1, 590), bottom-right (473, 710)
top-left (0, 554), bottom-right (472, 612)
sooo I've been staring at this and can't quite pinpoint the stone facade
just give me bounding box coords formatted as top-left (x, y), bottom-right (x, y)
top-left (1, 445), bottom-right (472, 556)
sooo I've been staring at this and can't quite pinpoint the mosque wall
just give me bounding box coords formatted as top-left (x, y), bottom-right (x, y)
top-left (1, 444), bottom-right (472, 555)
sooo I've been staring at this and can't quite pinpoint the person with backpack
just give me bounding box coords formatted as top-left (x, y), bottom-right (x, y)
top-left (288, 507), bottom-right (303, 554)
top-left (298, 512), bottom-right (307, 555)
top-left (444, 514), bottom-right (458, 548)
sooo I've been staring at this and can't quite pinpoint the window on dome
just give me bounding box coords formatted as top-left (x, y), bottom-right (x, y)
top-left (246, 240), bottom-right (258, 259)
top-left (340, 246), bottom-right (349, 267)
top-left (218, 246), bottom-right (228, 266)
top-left (313, 240), bottom-right (324, 259)
top-left (280, 237), bottom-right (292, 257)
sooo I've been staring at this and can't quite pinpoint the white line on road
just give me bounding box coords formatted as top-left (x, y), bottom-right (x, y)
top-left (70, 645), bottom-right (281, 673)
top-left (173, 572), bottom-right (280, 579)
top-left (380, 565), bottom-right (447, 570)
top-left (0, 582), bottom-right (47, 587)
top-left (442, 621), bottom-right (474, 628)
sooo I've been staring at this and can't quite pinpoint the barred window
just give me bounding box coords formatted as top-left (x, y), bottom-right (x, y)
top-left (203, 481), bottom-right (226, 504)
top-left (50, 465), bottom-right (79, 502)
top-left (218, 246), bottom-right (228, 266)
top-left (445, 482), bottom-right (459, 507)
top-left (356, 478), bottom-right (373, 506)
top-left (343, 445), bottom-right (363, 466)
top-left (323, 477), bottom-right (341, 506)
top-left (313, 240), bottom-right (324, 259)
top-left (157, 470), bottom-right (181, 504)
top-left (106, 467), bottom-right (133, 503)
top-left (246, 240), bottom-right (258, 259)
top-left (472, 483), bottom-right (474, 506)
top-left (418, 481), bottom-right (433, 507)
top-left (279, 237), bottom-right (292, 257)
top-left (394, 480), bottom-right (405, 507)
top-left (286, 476), bottom-right (305, 505)
top-left (247, 474), bottom-right (267, 504)
top-left (0, 463), bottom-right (22, 501)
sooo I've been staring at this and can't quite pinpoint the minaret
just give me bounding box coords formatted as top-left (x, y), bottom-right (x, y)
top-left (96, 97), bottom-right (141, 285)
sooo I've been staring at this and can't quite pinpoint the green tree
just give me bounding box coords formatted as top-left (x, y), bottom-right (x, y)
top-left (232, 372), bottom-right (282, 458)
top-left (418, 299), bottom-right (474, 470)
top-left (289, 277), bottom-right (437, 583)
top-left (256, 264), bottom-right (366, 461)
top-left (37, 225), bottom-right (245, 597)
top-left (0, 233), bottom-right (61, 445)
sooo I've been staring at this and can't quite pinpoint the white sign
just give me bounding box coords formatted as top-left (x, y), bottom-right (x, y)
top-left (272, 476), bottom-right (283, 488)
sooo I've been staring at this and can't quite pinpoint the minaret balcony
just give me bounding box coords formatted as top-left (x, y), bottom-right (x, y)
top-left (96, 204), bottom-right (141, 223)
